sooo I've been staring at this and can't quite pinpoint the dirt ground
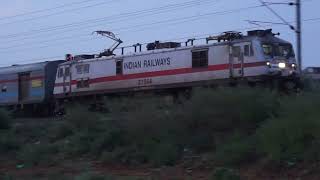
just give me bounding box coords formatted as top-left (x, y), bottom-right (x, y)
top-left (1, 159), bottom-right (320, 180)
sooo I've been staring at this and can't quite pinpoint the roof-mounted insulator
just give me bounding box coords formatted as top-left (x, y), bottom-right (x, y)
top-left (247, 29), bottom-right (277, 37)
top-left (206, 31), bottom-right (243, 43)
top-left (146, 41), bottom-right (181, 50)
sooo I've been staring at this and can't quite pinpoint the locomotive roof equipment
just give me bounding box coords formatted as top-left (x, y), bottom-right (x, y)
top-left (206, 31), bottom-right (243, 43)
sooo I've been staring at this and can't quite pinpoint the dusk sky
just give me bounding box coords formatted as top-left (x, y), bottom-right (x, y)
top-left (0, 0), bottom-right (318, 68)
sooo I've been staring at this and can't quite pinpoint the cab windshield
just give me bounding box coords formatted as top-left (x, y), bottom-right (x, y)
top-left (262, 43), bottom-right (294, 58)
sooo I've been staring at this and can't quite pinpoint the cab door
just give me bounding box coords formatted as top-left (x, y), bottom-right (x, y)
top-left (229, 45), bottom-right (244, 78)
top-left (63, 65), bottom-right (71, 95)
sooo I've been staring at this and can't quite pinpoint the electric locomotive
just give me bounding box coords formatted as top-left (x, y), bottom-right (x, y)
top-left (53, 29), bottom-right (300, 102)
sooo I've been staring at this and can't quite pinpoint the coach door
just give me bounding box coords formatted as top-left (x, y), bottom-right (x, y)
top-left (63, 65), bottom-right (71, 95)
top-left (18, 73), bottom-right (30, 101)
top-left (230, 45), bottom-right (244, 78)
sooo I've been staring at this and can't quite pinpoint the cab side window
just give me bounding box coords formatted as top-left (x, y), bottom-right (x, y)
top-left (76, 64), bottom-right (90, 74)
top-left (244, 44), bottom-right (254, 57)
top-left (232, 46), bottom-right (241, 57)
top-left (262, 44), bottom-right (273, 56)
top-left (84, 64), bottom-right (90, 74)
top-left (65, 67), bottom-right (70, 76)
top-left (58, 68), bottom-right (64, 78)
top-left (76, 65), bottom-right (82, 74)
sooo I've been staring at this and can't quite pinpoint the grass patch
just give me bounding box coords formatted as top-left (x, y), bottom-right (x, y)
top-left (6, 85), bottom-right (320, 171)
top-left (50, 87), bottom-right (279, 167)
top-left (214, 134), bottom-right (257, 166)
top-left (257, 92), bottom-right (320, 165)
top-left (17, 143), bottom-right (60, 167)
top-left (0, 130), bottom-right (20, 153)
top-left (210, 167), bottom-right (241, 180)
top-left (74, 172), bottom-right (112, 180)
top-left (175, 87), bottom-right (278, 152)
top-left (74, 172), bottom-right (147, 180)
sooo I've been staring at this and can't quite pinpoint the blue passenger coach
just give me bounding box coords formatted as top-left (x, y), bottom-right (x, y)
top-left (0, 61), bottom-right (63, 110)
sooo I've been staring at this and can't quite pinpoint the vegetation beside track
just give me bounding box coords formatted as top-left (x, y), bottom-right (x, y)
top-left (1, 81), bottom-right (320, 179)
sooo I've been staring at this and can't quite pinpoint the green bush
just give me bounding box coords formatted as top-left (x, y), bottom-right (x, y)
top-left (74, 172), bottom-right (144, 180)
top-left (99, 129), bottom-right (180, 166)
top-left (17, 143), bottom-right (60, 167)
top-left (257, 92), bottom-right (320, 164)
top-left (0, 173), bottom-right (14, 180)
top-left (62, 105), bottom-right (126, 156)
top-left (74, 172), bottom-right (114, 180)
top-left (301, 77), bottom-right (320, 92)
top-left (0, 130), bottom-right (20, 153)
top-left (210, 167), bottom-right (241, 180)
top-left (214, 134), bottom-right (256, 166)
top-left (8, 85), bottom-right (320, 173)
top-left (176, 87), bottom-right (278, 152)
top-left (63, 88), bottom-right (278, 166)
top-left (102, 96), bottom-right (182, 166)
top-left (0, 109), bottom-right (11, 130)
top-left (48, 122), bottom-right (74, 142)
top-left (89, 120), bottom-right (126, 154)
top-left (101, 146), bottom-right (145, 165)
top-left (64, 105), bottom-right (102, 131)
top-left (146, 141), bottom-right (180, 166)
top-left (45, 173), bottom-right (69, 180)
top-left (62, 119), bottom-right (126, 157)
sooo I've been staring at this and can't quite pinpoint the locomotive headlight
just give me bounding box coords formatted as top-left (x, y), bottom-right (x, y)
top-left (291, 63), bottom-right (296, 68)
top-left (266, 61), bottom-right (271, 68)
top-left (278, 62), bottom-right (286, 69)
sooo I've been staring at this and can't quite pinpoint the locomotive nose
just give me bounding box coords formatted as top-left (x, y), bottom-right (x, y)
top-left (266, 60), bottom-right (298, 77)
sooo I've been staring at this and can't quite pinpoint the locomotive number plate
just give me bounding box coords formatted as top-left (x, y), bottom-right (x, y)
top-left (138, 78), bottom-right (153, 86)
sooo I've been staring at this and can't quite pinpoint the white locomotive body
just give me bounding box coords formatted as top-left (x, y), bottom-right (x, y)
top-left (54, 29), bottom-right (299, 98)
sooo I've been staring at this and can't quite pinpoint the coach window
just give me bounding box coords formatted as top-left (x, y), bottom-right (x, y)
top-left (58, 68), bottom-right (64, 78)
top-left (116, 60), bottom-right (123, 75)
top-left (192, 49), bottom-right (208, 68)
top-left (232, 46), bottom-right (241, 57)
top-left (76, 65), bottom-right (82, 74)
top-left (84, 64), bottom-right (90, 74)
